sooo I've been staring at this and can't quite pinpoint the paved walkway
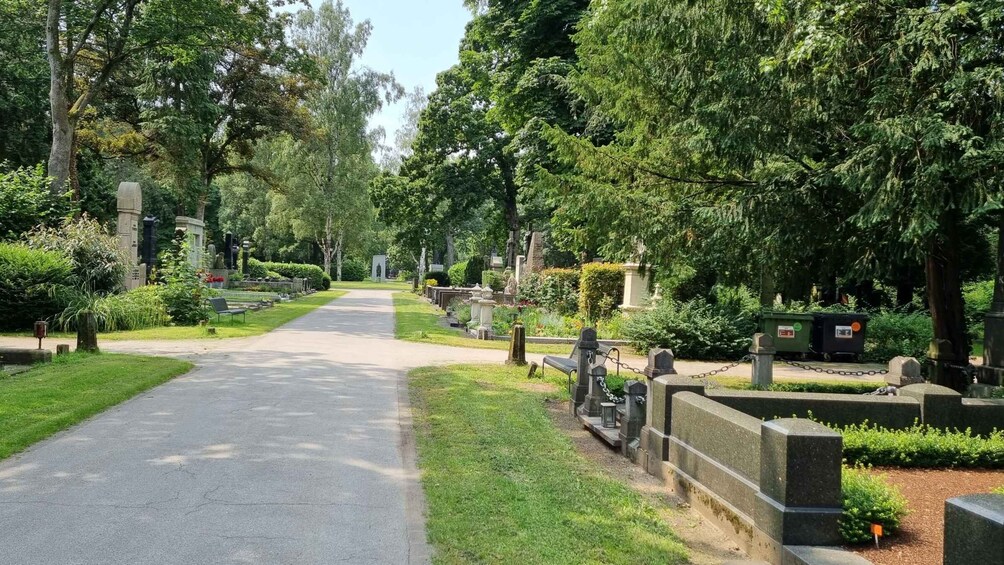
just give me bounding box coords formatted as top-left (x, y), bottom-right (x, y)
top-left (0, 290), bottom-right (503, 565)
top-left (0, 290), bottom-right (887, 564)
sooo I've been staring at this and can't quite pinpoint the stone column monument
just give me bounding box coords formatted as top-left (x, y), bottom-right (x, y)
top-left (174, 216), bottom-right (206, 269)
top-left (620, 263), bottom-right (651, 312)
top-left (116, 182), bottom-right (144, 290)
top-left (371, 255), bottom-right (388, 282)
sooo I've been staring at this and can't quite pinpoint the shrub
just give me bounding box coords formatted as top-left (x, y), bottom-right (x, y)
top-left (0, 163), bottom-right (67, 240)
top-left (101, 286), bottom-right (170, 330)
top-left (992, 485), bottom-right (1004, 495)
top-left (448, 261), bottom-right (468, 288)
top-left (322, 273), bottom-right (332, 290)
top-left (839, 423), bottom-right (1004, 468)
top-left (965, 279), bottom-right (993, 345)
top-left (261, 261), bottom-right (327, 290)
top-left (464, 257), bottom-right (486, 286)
top-left (482, 270), bottom-right (507, 291)
top-left (864, 310), bottom-right (933, 363)
top-left (728, 381), bottom-right (883, 394)
top-left (157, 242), bottom-right (210, 326)
top-left (579, 263), bottom-right (625, 321)
top-left (245, 258), bottom-right (270, 279)
top-left (340, 257), bottom-right (367, 282)
top-left (518, 268), bottom-right (580, 315)
top-left (840, 465), bottom-right (909, 544)
top-left (26, 215), bottom-right (126, 293)
top-left (624, 297), bottom-right (757, 360)
top-left (0, 243), bottom-right (73, 330)
top-left (425, 271), bottom-right (451, 287)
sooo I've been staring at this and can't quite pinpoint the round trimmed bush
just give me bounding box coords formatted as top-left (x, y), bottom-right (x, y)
top-left (340, 258), bottom-right (367, 282)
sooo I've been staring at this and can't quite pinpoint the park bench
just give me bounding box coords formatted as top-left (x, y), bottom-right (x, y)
top-left (209, 297), bottom-right (247, 324)
top-left (542, 339), bottom-right (620, 378)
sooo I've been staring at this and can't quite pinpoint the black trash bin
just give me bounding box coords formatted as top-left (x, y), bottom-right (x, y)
top-left (811, 312), bottom-right (869, 361)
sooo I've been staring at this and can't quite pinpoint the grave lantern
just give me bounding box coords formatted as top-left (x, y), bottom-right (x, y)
top-left (33, 320), bottom-right (48, 350)
top-left (600, 402), bottom-right (618, 428)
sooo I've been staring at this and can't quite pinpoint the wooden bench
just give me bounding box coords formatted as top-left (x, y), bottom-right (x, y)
top-left (209, 297), bottom-right (247, 324)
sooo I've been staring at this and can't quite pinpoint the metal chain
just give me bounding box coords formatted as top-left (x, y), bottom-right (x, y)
top-left (606, 356), bottom-right (646, 376)
top-left (682, 355), bottom-right (753, 381)
top-left (594, 374), bottom-right (626, 404)
top-left (779, 359), bottom-right (888, 376)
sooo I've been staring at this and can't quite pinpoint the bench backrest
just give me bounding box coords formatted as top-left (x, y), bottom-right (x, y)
top-left (209, 297), bottom-right (229, 313)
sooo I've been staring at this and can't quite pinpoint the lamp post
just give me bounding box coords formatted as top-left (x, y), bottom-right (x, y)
top-left (33, 321), bottom-right (47, 350)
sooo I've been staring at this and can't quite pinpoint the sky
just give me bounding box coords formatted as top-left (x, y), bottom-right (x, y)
top-left (310, 0), bottom-right (473, 144)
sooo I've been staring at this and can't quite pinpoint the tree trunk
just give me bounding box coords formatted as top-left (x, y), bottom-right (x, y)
top-left (76, 313), bottom-right (99, 353)
top-left (759, 270), bottom-right (776, 307)
top-left (418, 246), bottom-right (427, 281)
top-left (335, 230), bottom-right (344, 282)
top-left (322, 212), bottom-right (333, 275)
top-left (925, 221), bottom-right (970, 391)
top-left (46, 0), bottom-right (72, 197)
top-left (445, 233), bottom-right (456, 268)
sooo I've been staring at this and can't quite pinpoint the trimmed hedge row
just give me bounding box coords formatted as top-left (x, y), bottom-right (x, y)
top-left (840, 423), bottom-right (1004, 468)
top-left (579, 263), bottom-right (624, 321)
top-left (261, 261), bottom-right (328, 290)
top-left (0, 242), bottom-right (73, 330)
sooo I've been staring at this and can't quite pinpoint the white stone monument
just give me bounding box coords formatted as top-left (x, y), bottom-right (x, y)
top-left (174, 216), bottom-right (205, 269)
top-left (515, 255), bottom-right (526, 284)
top-left (429, 263), bottom-right (444, 274)
top-left (620, 263), bottom-right (651, 312)
top-left (116, 182), bottom-right (144, 290)
top-left (371, 254), bottom-right (388, 282)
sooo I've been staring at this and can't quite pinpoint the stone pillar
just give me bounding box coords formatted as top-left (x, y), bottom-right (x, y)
top-left (755, 419), bottom-right (844, 550)
top-left (619, 380), bottom-right (648, 461)
top-left (224, 232), bottom-right (234, 269)
top-left (507, 322), bottom-right (527, 366)
top-left (142, 216), bottom-right (159, 281)
top-left (899, 383), bottom-right (963, 430)
top-left (570, 328), bottom-right (600, 414)
top-left (639, 349), bottom-right (678, 471)
top-left (478, 289), bottom-right (496, 341)
top-left (582, 365), bottom-right (609, 417)
top-left (750, 333), bottom-right (776, 388)
top-left (515, 255), bottom-right (526, 284)
top-left (944, 494), bottom-right (1004, 565)
top-left (116, 182), bottom-right (142, 290)
top-left (469, 284), bottom-right (482, 328)
top-left (928, 339), bottom-right (966, 390)
top-left (620, 263), bottom-right (651, 312)
top-left (641, 375), bottom-right (705, 478)
top-left (885, 356), bottom-right (924, 386)
top-left (174, 216), bottom-right (206, 269)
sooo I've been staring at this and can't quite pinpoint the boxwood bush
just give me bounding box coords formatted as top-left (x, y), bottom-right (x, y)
top-left (839, 423), bottom-right (1004, 468)
top-left (0, 243), bottom-right (73, 330)
top-left (864, 310), bottom-right (933, 363)
top-left (840, 465), bottom-right (909, 544)
top-left (448, 261), bottom-right (467, 288)
top-left (261, 261), bottom-right (327, 290)
top-left (624, 297), bottom-right (757, 360)
top-left (579, 263), bottom-right (625, 321)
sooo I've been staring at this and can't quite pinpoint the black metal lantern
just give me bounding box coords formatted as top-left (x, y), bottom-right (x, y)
top-left (600, 402), bottom-right (617, 428)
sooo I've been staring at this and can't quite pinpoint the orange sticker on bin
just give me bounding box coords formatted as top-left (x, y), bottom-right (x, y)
top-left (851, 321), bottom-right (862, 332)
top-left (870, 524), bottom-right (883, 537)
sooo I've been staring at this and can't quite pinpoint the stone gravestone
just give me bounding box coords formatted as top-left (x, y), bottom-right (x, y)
top-left (515, 255), bottom-right (526, 283)
top-left (371, 254), bottom-right (388, 282)
top-left (525, 231), bottom-right (545, 274)
top-left (116, 182), bottom-right (144, 290)
top-left (886, 356), bottom-right (924, 386)
top-left (621, 263), bottom-right (651, 312)
top-left (174, 216), bottom-right (205, 269)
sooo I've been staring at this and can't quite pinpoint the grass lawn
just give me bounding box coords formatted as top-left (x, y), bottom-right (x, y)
top-left (393, 292), bottom-right (572, 355)
top-left (0, 353), bottom-right (192, 460)
top-left (330, 280), bottom-right (413, 291)
top-left (410, 363), bottom-right (689, 564)
top-left (4, 290), bottom-right (345, 341)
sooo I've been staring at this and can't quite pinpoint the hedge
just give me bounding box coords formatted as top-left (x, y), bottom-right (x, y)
top-left (448, 261), bottom-right (468, 288)
top-left (0, 243), bottom-right (73, 330)
top-left (261, 261), bottom-right (327, 290)
top-left (517, 268), bottom-right (580, 315)
top-left (579, 263), bottom-right (625, 321)
top-left (839, 423), bottom-right (1004, 468)
top-left (340, 257), bottom-right (367, 282)
top-left (425, 271), bottom-right (450, 287)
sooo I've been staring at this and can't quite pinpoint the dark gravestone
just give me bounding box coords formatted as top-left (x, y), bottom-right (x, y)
top-left (142, 216), bottom-right (158, 280)
top-left (944, 494), bottom-right (1004, 565)
top-left (507, 322), bottom-right (527, 366)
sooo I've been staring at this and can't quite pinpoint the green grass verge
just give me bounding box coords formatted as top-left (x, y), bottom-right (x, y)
top-left (331, 280), bottom-right (413, 291)
top-left (393, 292), bottom-right (572, 355)
top-left (0, 353), bottom-right (193, 459)
top-left (410, 364), bottom-right (689, 564)
top-left (6, 290), bottom-right (346, 341)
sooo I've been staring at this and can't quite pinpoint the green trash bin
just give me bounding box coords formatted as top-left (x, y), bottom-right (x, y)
top-left (760, 311), bottom-right (815, 354)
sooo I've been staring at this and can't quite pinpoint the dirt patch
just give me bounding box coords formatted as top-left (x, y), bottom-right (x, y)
top-left (851, 467), bottom-right (1004, 565)
top-left (545, 400), bottom-right (745, 565)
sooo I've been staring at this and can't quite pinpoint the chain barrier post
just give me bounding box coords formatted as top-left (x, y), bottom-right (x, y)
top-left (571, 328), bottom-right (600, 415)
top-left (620, 380), bottom-right (648, 461)
top-left (640, 349), bottom-right (676, 462)
top-left (750, 333), bottom-right (776, 388)
top-left (583, 365), bottom-right (610, 417)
